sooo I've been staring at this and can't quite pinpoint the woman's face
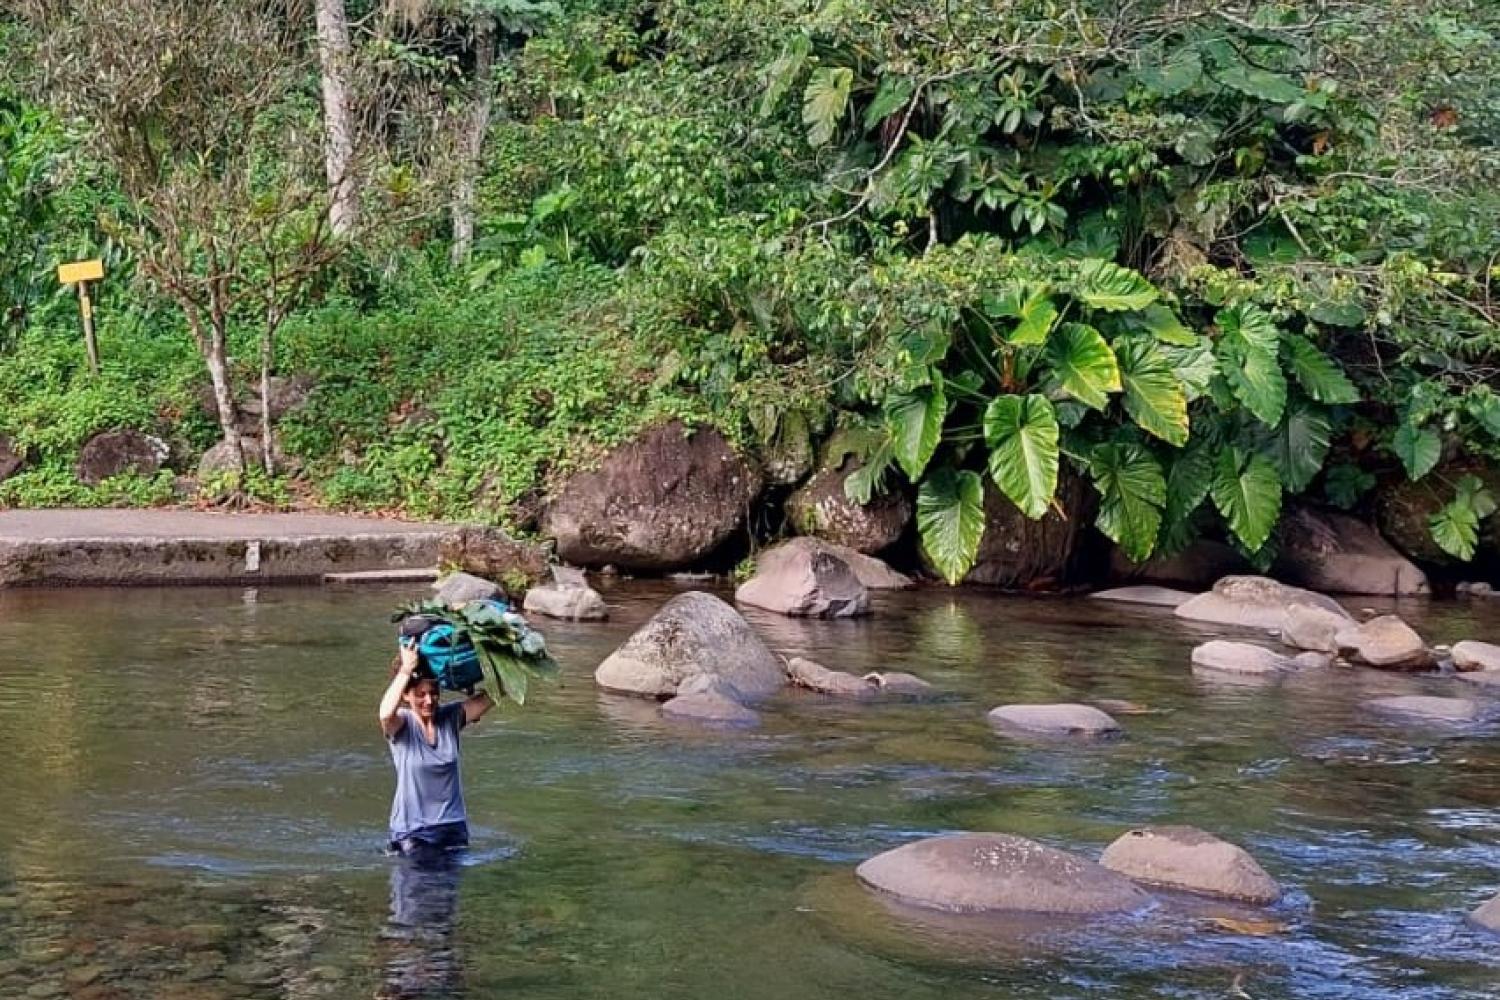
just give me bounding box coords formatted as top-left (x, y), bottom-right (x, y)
top-left (404, 678), bottom-right (440, 721)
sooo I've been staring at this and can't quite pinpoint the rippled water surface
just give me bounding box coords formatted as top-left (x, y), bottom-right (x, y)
top-left (1, 580), bottom-right (1498, 999)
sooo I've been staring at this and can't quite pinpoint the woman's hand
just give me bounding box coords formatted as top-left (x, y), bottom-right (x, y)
top-left (397, 644), bottom-right (420, 674)
top-left (379, 645), bottom-right (421, 738)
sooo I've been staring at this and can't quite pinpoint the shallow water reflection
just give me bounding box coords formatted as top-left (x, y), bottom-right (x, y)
top-left (0, 580), bottom-right (1498, 998)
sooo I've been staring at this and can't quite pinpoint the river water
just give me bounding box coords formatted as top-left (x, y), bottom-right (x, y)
top-left (0, 580), bottom-right (1497, 999)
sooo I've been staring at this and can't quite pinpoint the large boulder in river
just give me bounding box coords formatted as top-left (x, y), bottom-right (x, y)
top-left (856, 833), bottom-right (1150, 915)
top-left (0, 434), bottom-right (24, 483)
top-left (1470, 892), bottom-right (1500, 935)
top-left (438, 526), bottom-right (551, 594)
top-left (523, 582), bottom-right (608, 621)
top-left (1175, 576), bottom-right (1350, 630)
top-left (935, 472), bottom-right (1095, 589)
top-left (595, 591), bottom-right (784, 698)
top-left (434, 571), bottom-right (505, 605)
top-left (1191, 640), bottom-right (1297, 677)
top-left (1273, 505), bottom-right (1429, 596)
top-left (1280, 603), bottom-right (1351, 654)
top-left (1334, 615), bottom-right (1432, 670)
top-left (783, 537), bottom-right (911, 590)
top-left (786, 455), bottom-right (910, 554)
top-left (987, 704), bottom-right (1122, 740)
top-left (1452, 641), bottom-right (1500, 673)
top-left (1099, 826), bottom-right (1282, 904)
top-left (75, 429), bottom-right (169, 485)
top-left (735, 539), bottom-right (870, 618)
top-left (541, 422), bottom-right (762, 572)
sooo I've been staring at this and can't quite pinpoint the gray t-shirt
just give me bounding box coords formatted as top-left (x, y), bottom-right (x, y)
top-left (387, 701), bottom-right (468, 840)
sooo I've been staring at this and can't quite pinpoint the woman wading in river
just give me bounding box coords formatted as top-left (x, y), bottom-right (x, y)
top-left (378, 644), bottom-right (495, 859)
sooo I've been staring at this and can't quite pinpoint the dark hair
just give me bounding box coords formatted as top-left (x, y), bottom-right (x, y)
top-left (389, 654), bottom-right (438, 690)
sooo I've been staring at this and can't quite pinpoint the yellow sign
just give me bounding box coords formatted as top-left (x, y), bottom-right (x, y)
top-left (57, 259), bottom-right (104, 285)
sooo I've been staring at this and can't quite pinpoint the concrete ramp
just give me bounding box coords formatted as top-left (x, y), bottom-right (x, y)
top-left (0, 510), bottom-right (453, 586)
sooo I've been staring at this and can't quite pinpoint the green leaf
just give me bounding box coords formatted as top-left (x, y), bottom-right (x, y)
top-left (1264, 401), bottom-right (1332, 493)
top-left (1217, 302), bottom-right (1280, 350)
top-left (1138, 46), bottom-right (1203, 97)
top-left (1467, 393), bottom-right (1500, 439)
top-left (1133, 304), bottom-right (1198, 346)
top-left (1165, 444), bottom-right (1215, 522)
top-left (983, 394), bottom-right (1059, 519)
top-left (1459, 473), bottom-right (1499, 519)
top-left (1284, 334), bottom-right (1358, 404)
top-left (1089, 441), bottom-right (1166, 562)
top-left (1430, 501), bottom-right (1479, 561)
top-left (803, 67), bottom-right (853, 147)
top-left (917, 467), bottom-right (986, 584)
top-left (862, 75), bottom-right (915, 129)
top-left (1045, 323), bottom-right (1121, 410)
top-left (1213, 58), bottom-right (1305, 104)
top-left (1324, 463), bottom-right (1375, 509)
top-left (1218, 336), bottom-right (1287, 427)
top-left (1161, 342), bottom-right (1218, 401)
top-left (1072, 259), bottom-right (1158, 312)
top-left (985, 285), bottom-right (1057, 346)
top-left (843, 437), bottom-right (895, 505)
top-left (1393, 421), bottom-right (1441, 481)
top-left (1115, 337), bottom-right (1189, 446)
top-left (759, 36), bottom-right (811, 118)
top-left (885, 374), bottom-right (946, 480)
top-left (1211, 447), bottom-right (1283, 552)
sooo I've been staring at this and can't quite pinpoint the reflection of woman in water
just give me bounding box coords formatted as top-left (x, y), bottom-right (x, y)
top-left (378, 644), bottom-right (494, 858)
top-left (377, 852), bottom-right (466, 999)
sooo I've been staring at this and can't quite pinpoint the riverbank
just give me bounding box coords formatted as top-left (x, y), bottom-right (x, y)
top-left (0, 509), bottom-right (450, 586)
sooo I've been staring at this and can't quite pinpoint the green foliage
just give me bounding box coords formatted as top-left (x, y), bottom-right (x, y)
top-left (392, 598), bottom-right (558, 708)
top-left (983, 394), bottom-right (1058, 520)
top-left (1429, 475), bottom-right (1497, 561)
top-left (1089, 441), bottom-right (1166, 563)
top-left (916, 467), bottom-right (985, 585)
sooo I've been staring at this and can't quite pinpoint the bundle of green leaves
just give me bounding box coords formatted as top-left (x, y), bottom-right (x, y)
top-left (391, 598), bottom-right (559, 707)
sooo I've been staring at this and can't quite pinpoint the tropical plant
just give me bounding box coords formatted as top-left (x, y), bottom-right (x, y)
top-left (391, 597), bottom-right (558, 707)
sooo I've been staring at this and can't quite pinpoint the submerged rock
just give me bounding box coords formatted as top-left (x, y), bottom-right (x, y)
top-left (660, 676), bottom-right (760, 727)
top-left (1470, 892), bottom-right (1500, 935)
top-left (433, 571), bottom-right (504, 606)
top-left (735, 540), bottom-right (871, 618)
top-left (1175, 576), bottom-right (1350, 630)
top-left (1452, 640), bottom-right (1500, 673)
top-left (1335, 615), bottom-right (1432, 670)
top-left (1460, 671), bottom-right (1500, 690)
top-left (1365, 695), bottom-right (1484, 723)
top-left (863, 671), bottom-right (935, 697)
top-left (785, 656), bottom-right (877, 698)
top-left (856, 833), bottom-right (1150, 915)
top-left (1273, 505), bottom-right (1429, 596)
top-left (987, 703), bottom-right (1122, 740)
top-left (1280, 603), bottom-right (1350, 654)
top-left (1099, 826), bottom-right (1282, 904)
top-left (1190, 640), bottom-right (1297, 677)
top-left (595, 591), bottom-right (784, 698)
top-left (523, 582), bottom-right (609, 621)
top-left (1089, 586), bottom-right (1196, 608)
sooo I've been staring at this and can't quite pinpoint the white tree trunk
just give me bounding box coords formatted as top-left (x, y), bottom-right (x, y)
top-left (451, 18), bottom-right (496, 266)
top-left (316, 0), bottom-right (357, 237)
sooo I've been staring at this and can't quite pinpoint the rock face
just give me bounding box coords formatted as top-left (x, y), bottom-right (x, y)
top-left (786, 656), bottom-right (877, 698)
top-left (523, 582), bottom-right (609, 621)
top-left (1280, 603), bottom-right (1351, 654)
top-left (1334, 615), bottom-right (1431, 670)
top-left (1470, 892), bottom-right (1500, 935)
top-left (1376, 475), bottom-right (1463, 565)
top-left (1452, 640), bottom-right (1500, 673)
top-left (1190, 641), bottom-right (1297, 677)
top-left (75, 429), bottom-right (169, 485)
top-left (595, 591), bottom-right (784, 698)
top-left (660, 676), bottom-right (760, 727)
top-left (946, 473), bottom-right (1095, 590)
top-left (1274, 505), bottom-right (1429, 596)
top-left (856, 833), bottom-right (1150, 915)
top-left (1365, 695), bottom-right (1484, 723)
top-left (1175, 576), bottom-right (1350, 630)
top-left (438, 526), bottom-right (551, 594)
top-left (1111, 539), bottom-right (1250, 589)
top-left (1099, 826), bottom-right (1282, 904)
top-left (735, 540), bottom-right (870, 618)
top-left (785, 456), bottom-right (911, 554)
top-left (987, 703), bottom-right (1123, 739)
top-left (1089, 586), bottom-right (1195, 608)
top-left (434, 571), bottom-right (504, 606)
top-left (541, 422), bottom-right (763, 571)
top-left (0, 434), bottom-right (24, 483)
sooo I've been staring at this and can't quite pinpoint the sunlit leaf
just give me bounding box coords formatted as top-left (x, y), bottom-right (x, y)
top-left (1212, 447), bottom-right (1282, 552)
top-left (1284, 334), bottom-right (1358, 404)
top-left (885, 374), bottom-right (946, 480)
top-left (1072, 259), bottom-right (1158, 312)
top-left (803, 66), bottom-right (853, 146)
top-left (917, 467), bottom-right (986, 584)
top-left (983, 394), bottom-right (1059, 519)
top-left (1089, 441), bottom-right (1165, 562)
top-left (1045, 323), bottom-right (1121, 410)
top-left (1116, 336), bottom-right (1189, 446)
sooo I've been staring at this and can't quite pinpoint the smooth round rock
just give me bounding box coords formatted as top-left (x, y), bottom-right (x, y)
top-left (987, 703), bottom-right (1122, 739)
top-left (1280, 603), bottom-right (1349, 654)
top-left (786, 657), bottom-right (877, 698)
top-left (1470, 891), bottom-right (1500, 935)
top-left (1365, 695), bottom-right (1484, 723)
top-left (595, 591), bottom-right (784, 698)
top-left (660, 690), bottom-right (760, 727)
top-left (1099, 825), bottom-right (1282, 904)
top-left (1190, 640), bottom-right (1296, 676)
top-left (1453, 640), bottom-right (1500, 673)
top-left (1335, 615), bottom-right (1431, 670)
top-left (523, 583), bottom-right (609, 621)
top-left (856, 833), bottom-right (1150, 915)
top-left (1175, 576), bottom-right (1349, 630)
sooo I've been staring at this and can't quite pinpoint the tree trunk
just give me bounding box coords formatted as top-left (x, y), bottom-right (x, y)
top-left (196, 315), bottom-right (244, 474)
top-left (316, 0), bottom-right (356, 238)
top-left (450, 17), bottom-right (496, 266)
top-left (259, 305), bottom-right (280, 476)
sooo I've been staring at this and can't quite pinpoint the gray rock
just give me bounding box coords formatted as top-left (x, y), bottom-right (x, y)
top-left (75, 429), bottom-right (169, 485)
top-left (1470, 892), bottom-right (1500, 935)
top-left (781, 537), bottom-right (913, 590)
top-left (1280, 602), bottom-right (1351, 654)
top-left (1452, 640), bottom-right (1500, 673)
top-left (1292, 651), bottom-right (1334, 670)
top-left (1100, 826), bottom-right (1282, 904)
top-left (785, 656), bottom-right (878, 698)
top-left (661, 676), bottom-right (760, 727)
top-left (437, 526), bottom-right (550, 593)
top-left (1273, 505), bottom-right (1429, 596)
top-left (550, 564), bottom-right (590, 588)
top-left (433, 571), bottom-right (503, 606)
top-left (987, 703), bottom-right (1122, 740)
top-left (595, 591), bottom-right (784, 698)
top-left (1190, 640), bottom-right (1297, 676)
top-left (1111, 538), bottom-right (1250, 589)
top-left (786, 455), bottom-right (910, 553)
top-left (523, 582), bottom-right (608, 621)
top-left (856, 833), bottom-right (1150, 915)
top-left (938, 471), bottom-right (1095, 589)
top-left (541, 422), bottom-right (763, 571)
top-left (1175, 576), bottom-right (1350, 630)
top-left (1335, 615), bottom-right (1432, 670)
top-left (0, 434), bottom-right (24, 483)
top-left (863, 671), bottom-right (935, 697)
top-left (1365, 695), bottom-right (1484, 723)
top-left (736, 540), bottom-right (870, 618)
top-left (1089, 585), bottom-right (1196, 608)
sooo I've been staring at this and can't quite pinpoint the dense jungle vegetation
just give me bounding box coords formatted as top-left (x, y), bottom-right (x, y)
top-left (1, 1), bottom-right (1498, 582)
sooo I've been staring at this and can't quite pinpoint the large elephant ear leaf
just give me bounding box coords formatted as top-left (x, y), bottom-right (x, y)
top-left (1045, 323), bottom-right (1121, 410)
top-left (1216, 302), bottom-right (1280, 350)
top-left (1115, 336), bottom-right (1189, 446)
top-left (984, 394), bottom-right (1059, 519)
top-left (984, 284), bottom-right (1057, 346)
top-left (803, 66), bottom-right (853, 147)
top-left (885, 374), bottom-right (946, 480)
top-left (1263, 400), bottom-right (1332, 493)
top-left (1429, 474), bottom-right (1497, 561)
top-left (1211, 447), bottom-right (1282, 552)
top-left (1088, 441), bottom-right (1165, 563)
top-left (1284, 334), bottom-right (1358, 404)
top-left (917, 467), bottom-right (986, 585)
top-left (1072, 259), bottom-right (1159, 312)
top-left (1217, 334), bottom-right (1287, 427)
top-left (1393, 420), bottom-right (1441, 481)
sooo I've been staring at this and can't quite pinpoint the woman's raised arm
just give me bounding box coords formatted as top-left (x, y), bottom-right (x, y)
top-left (379, 646), bottom-right (419, 738)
